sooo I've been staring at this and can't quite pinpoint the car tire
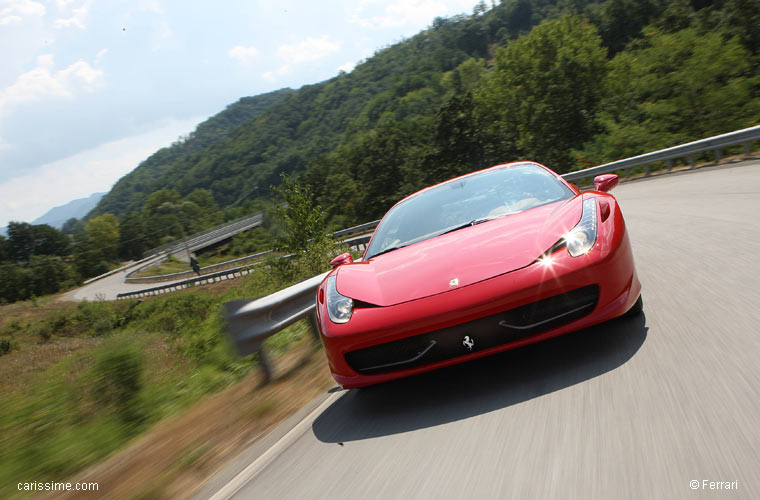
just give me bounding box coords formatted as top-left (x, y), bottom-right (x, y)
top-left (624, 294), bottom-right (643, 317)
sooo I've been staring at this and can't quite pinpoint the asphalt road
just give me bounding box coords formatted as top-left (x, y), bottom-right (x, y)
top-left (204, 160), bottom-right (760, 499)
top-left (59, 255), bottom-right (183, 301)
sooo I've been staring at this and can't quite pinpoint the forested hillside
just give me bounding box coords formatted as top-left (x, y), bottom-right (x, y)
top-left (92, 88), bottom-right (295, 216)
top-left (91, 0), bottom-right (758, 233)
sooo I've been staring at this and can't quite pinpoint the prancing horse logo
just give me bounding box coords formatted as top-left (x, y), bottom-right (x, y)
top-left (463, 336), bottom-right (474, 351)
top-left (449, 278), bottom-right (459, 287)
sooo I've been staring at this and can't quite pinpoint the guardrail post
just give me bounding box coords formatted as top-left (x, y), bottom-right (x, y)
top-left (644, 164), bottom-right (650, 177)
top-left (666, 159), bottom-right (673, 172)
top-left (689, 154), bottom-right (696, 169)
top-left (714, 149), bottom-right (722, 164)
top-left (256, 344), bottom-right (273, 383)
top-left (743, 142), bottom-right (751, 157)
top-left (307, 312), bottom-right (322, 344)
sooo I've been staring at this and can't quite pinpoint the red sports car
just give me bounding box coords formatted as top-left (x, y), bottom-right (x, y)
top-left (316, 162), bottom-right (642, 389)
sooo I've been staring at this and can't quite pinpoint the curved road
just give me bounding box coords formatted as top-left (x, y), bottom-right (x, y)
top-left (59, 255), bottom-right (185, 301)
top-left (200, 161), bottom-right (760, 499)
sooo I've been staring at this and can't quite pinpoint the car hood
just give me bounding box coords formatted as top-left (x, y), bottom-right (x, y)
top-left (336, 196), bottom-right (584, 307)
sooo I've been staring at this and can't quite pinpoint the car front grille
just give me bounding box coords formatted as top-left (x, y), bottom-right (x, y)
top-left (344, 285), bottom-right (599, 375)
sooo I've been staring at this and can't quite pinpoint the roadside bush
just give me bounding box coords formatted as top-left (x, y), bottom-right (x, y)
top-left (91, 341), bottom-right (145, 425)
top-left (76, 300), bottom-right (119, 336)
top-left (34, 321), bottom-right (53, 343)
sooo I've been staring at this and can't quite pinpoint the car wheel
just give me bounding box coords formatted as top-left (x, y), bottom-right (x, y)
top-left (624, 294), bottom-right (643, 317)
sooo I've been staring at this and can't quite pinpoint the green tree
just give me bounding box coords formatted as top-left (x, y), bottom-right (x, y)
top-left (62, 217), bottom-right (85, 235)
top-left (0, 234), bottom-right (6, 262)
top-left (5, 222), bottom-right (69, 262)
top-left (73, 214), bottom-right (121, 278)
top-left (28, 255), bottom-right (74, 296)
top-left (590, 0), bottom-right (665, 55)
top-left (722, 0), bottom-right (760, 55)
top-left (0, 263), bottom-right (31, 303)
top-left (5, 222), bottom-right (35, 262)
top-left (579, 26), bottom-right (760, 164)
top-left (86, 214), bottom-right (120, 262)
top-left (118, 212), bottom-right (147, 261)
top-left (427, 91), bottom-right (488, 182)
top-left (477, 14), bottom-right (607, 172)
top-left (31, 224), bottom-right (70, 257)
top-left (272, 174), bottom-right (328, 254)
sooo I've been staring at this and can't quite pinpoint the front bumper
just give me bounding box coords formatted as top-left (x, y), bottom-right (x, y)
top-left (319, 226), bottom-right (640, 389)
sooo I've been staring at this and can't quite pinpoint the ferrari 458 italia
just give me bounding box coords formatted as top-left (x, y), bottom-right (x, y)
top-left (316, 162), bottom-right (642, 388)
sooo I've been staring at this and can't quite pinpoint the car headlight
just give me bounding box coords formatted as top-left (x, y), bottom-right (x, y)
top-left (326, 275), bottom-right (353, 324)
top-left (565, 198), bottom-right (597, 257)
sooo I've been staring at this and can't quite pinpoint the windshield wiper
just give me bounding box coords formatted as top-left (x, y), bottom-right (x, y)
top-left (438, 215), bottom-right (504, 237)
top-left (367, 244), bottom-right (408, 260)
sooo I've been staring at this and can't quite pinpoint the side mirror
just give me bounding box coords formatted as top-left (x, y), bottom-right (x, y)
top-left (329, 252), bottom-right (353, 269)
top-left (593, 174), bottom-right (619, 193)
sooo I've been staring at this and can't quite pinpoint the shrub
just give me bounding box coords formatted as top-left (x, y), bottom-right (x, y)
top-left (91, 341), bottom-right (144, 424)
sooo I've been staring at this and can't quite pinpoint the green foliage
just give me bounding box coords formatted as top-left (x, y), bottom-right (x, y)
top-left (0, 263), bottom-right (31, 303)
top-left (477, 14), bottom-right (608, 172)
top-left (579, 25), bottom-right (760, 164)
top-left (85, 214), bottom-right (120, 262)
top-left (272, 174), bottom-right (328, 254)
top-left (228, 226), bottom-right (276, 256)
top-left (61, 217), bottom-right (85, 235)
top-left (28, 256), bottom-right (75, 296)
top-left (587, 0), bottom-right (665, 55)
top-left (0, 338), bottom-right (12, 355)
top-left (4, 222), bottom-right (70, 263)
top-left (0, 256), bottom-right (74, 304)
top-left (722, 0), bottom-right (760, 55)
top-left (90, 340), bottom-right (144, 424)
top-left (118, 211), bottom-right (147, 260)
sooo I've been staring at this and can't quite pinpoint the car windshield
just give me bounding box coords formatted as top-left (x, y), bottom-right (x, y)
top-left (365, 164), bottom-right (573, 259)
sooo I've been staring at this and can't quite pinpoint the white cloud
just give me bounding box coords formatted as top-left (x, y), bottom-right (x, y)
top-left (0, 117), bottom-right (201, 226)
top-left (264, 36), bottom-right (341, 80)
top-left (54, 0), bottom-right (92, 29)
top-left (337, 61), bottom-right (356, 73)
top-left (0, 0), bottom-right (45, 25)
top-left (351, 0), bottom-right (473, 29)
top-left (228, 45), bottom-right (260, 64)
top-left (0, 55), bottom-right (104, 116)
top-left (277, 36), bottom-right (340, 64)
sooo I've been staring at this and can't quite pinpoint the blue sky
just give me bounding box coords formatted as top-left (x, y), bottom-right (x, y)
top-left (0, 0), bottom-right (477, 227)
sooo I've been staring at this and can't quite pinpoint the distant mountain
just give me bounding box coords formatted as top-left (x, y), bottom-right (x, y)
top-left (31, 192), bottom-right (106, 228)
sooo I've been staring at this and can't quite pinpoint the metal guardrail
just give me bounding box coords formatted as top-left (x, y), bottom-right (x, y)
top-left (143, 213), bottom-right (263, 257)
top-left (224, 272), bottom-right (330, 380)
top-left (562, 125), bottom-right (760, 182)
top-left (332, 220), bottom-right (380, 238)
top-left (221, 126), bottom-right (759, 380)
top-left (125, 250), bottom-right (274, 284)
top-left (82, 253), bottom-right (162, 285)
top-left (116, 265), bottom-right (259, 300)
